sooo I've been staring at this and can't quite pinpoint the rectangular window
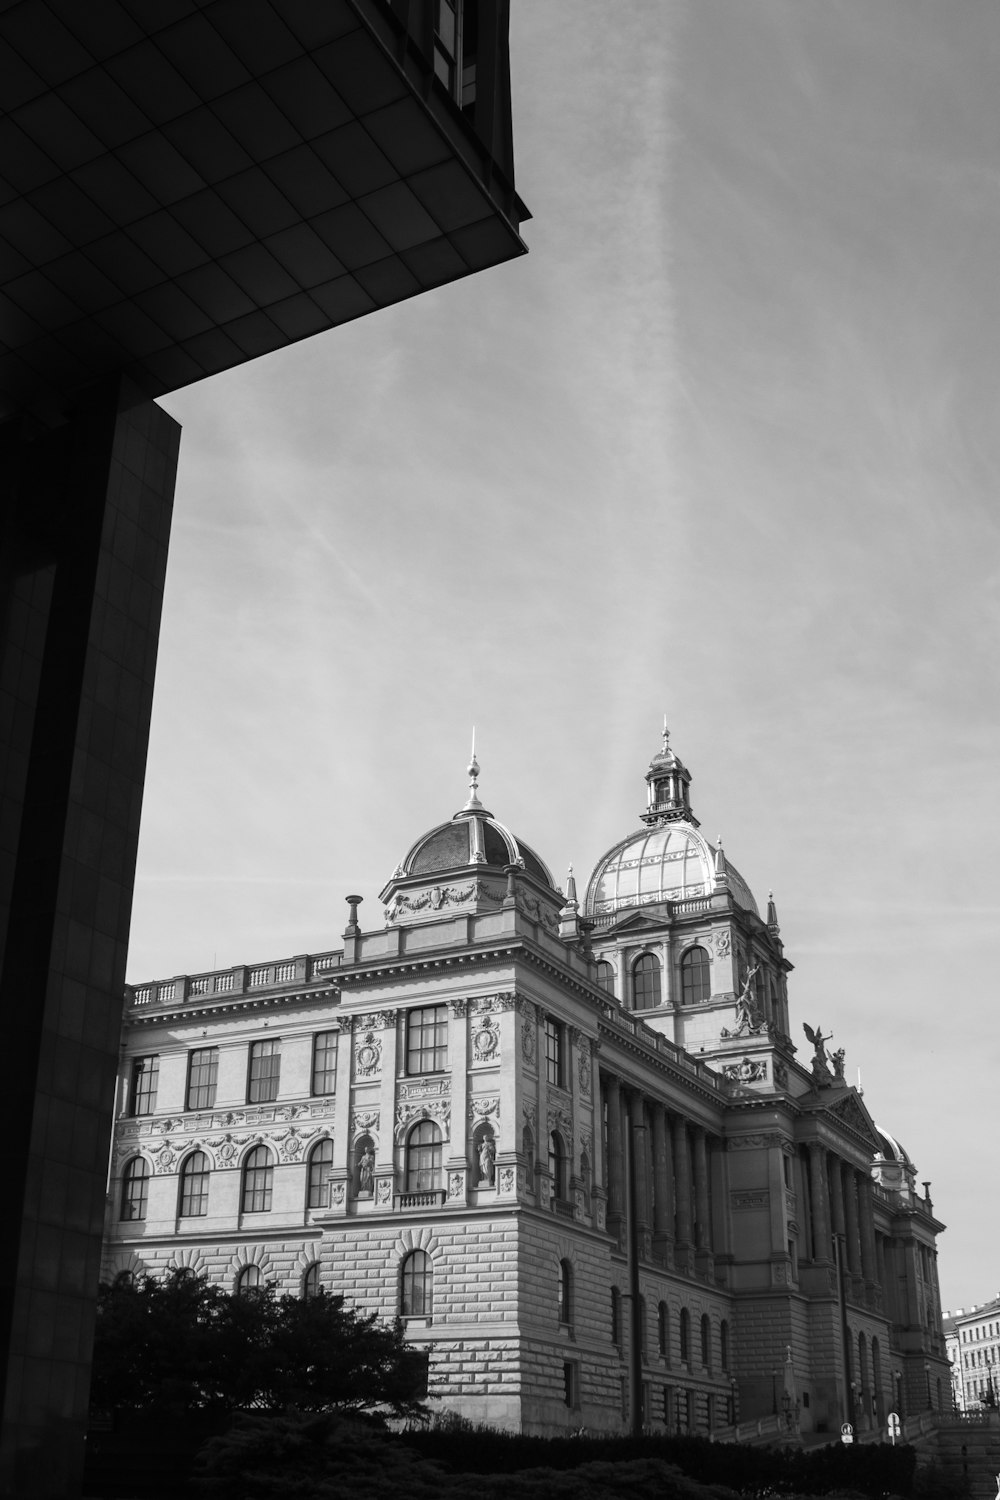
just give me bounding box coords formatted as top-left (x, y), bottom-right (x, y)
top-left (563, 1361), bottom-right (579, 1409)
top-left (186, 1047), bottom-right (218, 1110)
top-left (406, 1006), bottom-right (447, 1076)
top-left (311, 1031), bottom-right (338, 1095)
top-left (128, 1056), bottom-right (159, 1116)
top-left (248, 1039), bottom-right (281, 1103)
top-left (545, 1017), bottom-right (564, 1087)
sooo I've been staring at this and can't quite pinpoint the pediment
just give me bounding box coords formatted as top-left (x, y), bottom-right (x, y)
top-left (823, 1088), bottom-right (882, 1152)
top-left (600, 908), bottom-right (668, 936)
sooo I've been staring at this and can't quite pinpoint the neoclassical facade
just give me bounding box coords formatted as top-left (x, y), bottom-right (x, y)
top-left (103, 730), bottom-right (948, 1436)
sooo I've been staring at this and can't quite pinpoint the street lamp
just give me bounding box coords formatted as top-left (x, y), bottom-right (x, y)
top-left (729, 1375), bottom-right (738, 1427)
top-left (924, 1361), bottom-right (931, 1412)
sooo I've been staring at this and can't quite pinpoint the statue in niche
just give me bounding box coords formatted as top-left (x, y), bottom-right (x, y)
top-left (356, 1137), bottom-right (375, 1196)
top-left (478, 1130), bottom-right (496, 1186)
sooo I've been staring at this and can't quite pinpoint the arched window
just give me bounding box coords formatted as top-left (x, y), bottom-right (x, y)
top-left (595, 960), bottom-right (615, 996)
top-left (405, 1120), bottom-right (442, 1193)
top-left (241, 1145), bottom-right (273, 1214)
top-left (679, 1307), bottom-right (690, 1363)
top-left (720, 1318), bottom-right (730, 1372)
top-left (236, 1264), bottom-right (262, 1294)
top-left (632, 952), bottom-right (661, 1011)
top-left (401, 1249), bottom-right (432, 1317)
top-left (548, 1131), bottom-right (568, 1200)
top-left (701, 1313), bottom-right (711, 1367)
top-left (114, 1269), bottom-right (135, 1288)
top-left (681, 946), bottom-right (711, 1005)
top-left (307, 1138), bottom-right (334, 1209)
top-left (302, 1262), bottom-right (321, 1299)
top-left (658, 1301), bottom-right (670, 1360)
top-left (120, 1157), bottom-right (149, 1221)
top-left (558, 1259), bottom-right (572, 1324)
top-left (178, 1150), bottom-right (210, 1217)
top-left (610, 1286), bottom-right (621, 1346)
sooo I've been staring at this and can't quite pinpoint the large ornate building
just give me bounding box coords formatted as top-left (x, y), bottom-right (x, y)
top-left (103, 729), bottom-right (948, 1437)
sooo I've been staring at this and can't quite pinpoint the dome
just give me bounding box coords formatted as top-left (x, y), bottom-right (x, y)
top-left (584, 822), bottom-right (759, 918)
top-left (582, 724), bottom-right (760, 919)
top-left (382, 745), bottom-right (555, 897)
top-left (399, 812), bottom-right (554, 889)
top-left (874, 1127), bottom-right (912, 1167)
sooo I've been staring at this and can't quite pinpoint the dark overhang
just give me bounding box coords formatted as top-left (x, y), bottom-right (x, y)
top-left (0, 0), bottom-right (529, 423)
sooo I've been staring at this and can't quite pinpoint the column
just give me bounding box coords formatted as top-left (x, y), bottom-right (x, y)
top-left (829, 1157), bottom-right (846, 1241)
top-left (673, 1115), bottom-right (694, 1274)
top-left (858, 1175), bottom-right (878, 1302)
top-left (328, 1018), bottom-right (354, 1214)
top-left (693, 1127), bottom-right (714, 1276)
top-left (844, 1168), bottom-right (863, 1296)
top-left (605, 1075), bottom-right (625, 1245)
top-left (807, 1142), bottom-right (831, 1261)
top-left (652, 1105), bottom-right (674, 1266)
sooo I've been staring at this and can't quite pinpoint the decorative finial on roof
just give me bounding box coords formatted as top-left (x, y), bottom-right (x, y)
top-left (714, 834), bottom-right (728, 884)
top-left (641, 716), bottom-right (697, 826)
top-left (565, 863), bottom-right (578, 906)
top-left (766, 889), bottom-right (780, 934)
top-left (463, 726), bottom-right (483, 811)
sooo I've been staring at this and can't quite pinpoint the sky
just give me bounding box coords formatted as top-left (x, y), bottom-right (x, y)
top-left (132, 1), bottom-right (1000, 1314)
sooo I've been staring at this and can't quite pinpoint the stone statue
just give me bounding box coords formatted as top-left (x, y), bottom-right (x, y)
top-left (803, 1023), bottom-right (833, 1085)
top-left (358, 1144), bottom-right (375, 1195)
top-left (832, 1047), bottom-right (846, 1081)
top-left (478, 1135), bottom-right (496, 1185)
top-left (723, 965), bottom-right (766, 1039)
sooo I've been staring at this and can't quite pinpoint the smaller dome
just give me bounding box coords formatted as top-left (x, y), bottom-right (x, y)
top-left (400, 812), bottom-right (554, 888)
top-left (875, 1127), bottom-right (912, 1167)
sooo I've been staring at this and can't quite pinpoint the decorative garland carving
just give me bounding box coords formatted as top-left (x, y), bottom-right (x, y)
top-left (354, 1028), bottom-right (382, 1078)
top-left (521, 1018), bottom-right (536, 1068)
top-left (714, 930), bottom-right (731, 958)
top-left (469, 1097), bottom-right (499, 1126)
top-left (350, 1109), bottom-right (380, 1141)
top-left (395, 1100), bottom-right (450, 1140)
top-left (578, 1038), bottom-right (592, 1097)
top-left (450, 998), bottom-right (469, 1018)
top-left (472, 1015), bottom-right (500, 1063)
top-left (498, 1167), bottom-right (515, 1194)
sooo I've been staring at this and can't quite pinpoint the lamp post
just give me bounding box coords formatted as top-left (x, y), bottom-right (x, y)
top-left (730, 1375), bottom-right (738, 1427)
top-left (924, 1361), bottom-right (931, 1412)
top-left (893, 1367), bottom-right (905, 1421)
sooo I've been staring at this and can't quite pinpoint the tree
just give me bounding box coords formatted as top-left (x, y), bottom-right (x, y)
top-left (91, 1270), bottom-right (428, 1419)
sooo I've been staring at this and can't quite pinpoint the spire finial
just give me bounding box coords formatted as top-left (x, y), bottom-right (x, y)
top-left (565, 863), bottom-right (578, 904)
top-left (662, 713), bottom-right (670, 748)
top-left (463, 727), bottom-right (483, 811)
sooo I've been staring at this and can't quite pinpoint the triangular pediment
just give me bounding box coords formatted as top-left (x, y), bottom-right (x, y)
top-left (601, 907), bottom-right (669, 935)
top-left (823, 1088), bottom-right (882, 1152)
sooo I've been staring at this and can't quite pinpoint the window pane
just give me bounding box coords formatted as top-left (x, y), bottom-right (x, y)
top-left (307, 1138), bottom-right (334, 1209)
top-left (405, 1120), bottom-right (441, 1191)
top-left (595, 961), bottom-right (615, 996)
top-left (312, 1031), bottom-right (338, 1095)
top-left (681, 946), bottom-right (711, 1005)
top-left (179, 1151), bottom-right (210, 1216)
top-left (120, 1157), bottom-right (149, 1220)
top-left (302, 1263), bottom-right (321, 1298)
top-left (406, 1006), bottom-right (447, 1075)
top-left (248, 1039), bottom-right (281, 1103)
top-left (545, 1018), bottom-right (563, 1086)
top-left (237, 1264), bottom-right (262, 1294)
top-left (242, 1145), bottom-right (273, 1212)
top-left (129, 1056), bottom-right (159, 1116)
top-left (401, 1249), bottom-right (431, 1316)
top-left (633, 955), bottom-right (661, 1010)
top-left (187, 1048), bottom-right (218, 1110)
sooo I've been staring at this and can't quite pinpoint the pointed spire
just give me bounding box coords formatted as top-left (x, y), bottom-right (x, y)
top-left (462, 726), bottom-right (483, 812)
top-left (565, 863), bottom-right (578, 907)
top-left (713, 834), bottom-right (728, 888)
top-left (559, 862), bottom-right (581, 941)
top-left (766, 889), bottom-right (780, 934)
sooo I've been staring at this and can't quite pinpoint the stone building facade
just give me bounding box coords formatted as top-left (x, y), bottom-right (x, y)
top-left (103, 730), bottom-right (948, 1436)
top-left (944, 1296), bottom-right (1000, 1414)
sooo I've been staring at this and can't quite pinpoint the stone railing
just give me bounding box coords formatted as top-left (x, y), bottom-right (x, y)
top-left (126, 949), bottom-right (344, 1009)
top-left (598, 1001), bottom-right (726, 1093)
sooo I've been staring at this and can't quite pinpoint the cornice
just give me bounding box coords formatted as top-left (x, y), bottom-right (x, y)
top-left (131, 986), bottom-right (340, 1026)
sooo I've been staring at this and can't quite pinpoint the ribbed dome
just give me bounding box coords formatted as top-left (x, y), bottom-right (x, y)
top-left (584, 822), bottom-right (759, 918)
top-left (875, 1128), bottom-right (913, 1167)
top-left (400, 811), bottom-right (554, 889)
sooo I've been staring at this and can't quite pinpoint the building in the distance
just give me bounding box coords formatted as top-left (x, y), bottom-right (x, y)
top-left (104, 729), bottom-right (948, 1437)
top-left (943, 1297), bottom-right (1000, 1414)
